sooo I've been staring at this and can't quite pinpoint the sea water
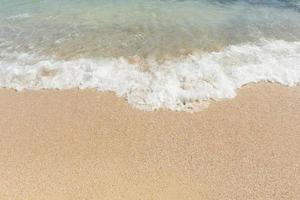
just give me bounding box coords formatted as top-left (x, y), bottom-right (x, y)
top-left (0, 0), bottom-right (300, 111)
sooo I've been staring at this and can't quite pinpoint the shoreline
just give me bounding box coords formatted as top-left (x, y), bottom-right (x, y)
top-left (0, 83), bottom-right (299, 199)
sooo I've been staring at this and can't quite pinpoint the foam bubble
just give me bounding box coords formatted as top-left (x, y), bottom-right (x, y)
top-left (0, 40), bottom-right (300, 111)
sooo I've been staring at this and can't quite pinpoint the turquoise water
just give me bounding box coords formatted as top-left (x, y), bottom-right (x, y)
top-left (1, 0), bottom-right (300, 58)
top-left (0, 0), bottom-right (300, 111)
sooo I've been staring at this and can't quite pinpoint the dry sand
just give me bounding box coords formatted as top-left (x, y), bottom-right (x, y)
top-left (0, 84), bottom-right (299, 200)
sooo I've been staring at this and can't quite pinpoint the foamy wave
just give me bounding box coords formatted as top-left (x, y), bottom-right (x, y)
top-left (0, 40), bottom-right (300, 111)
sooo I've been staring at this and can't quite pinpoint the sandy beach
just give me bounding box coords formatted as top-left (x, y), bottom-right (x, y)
top-left (1, 1), bottom-right (300, 199)
top-left (0, 84), bottom-right (299, 200)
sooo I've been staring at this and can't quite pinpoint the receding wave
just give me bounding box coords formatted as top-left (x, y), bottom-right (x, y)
top-left (1, 40), bottom-right (299, 111)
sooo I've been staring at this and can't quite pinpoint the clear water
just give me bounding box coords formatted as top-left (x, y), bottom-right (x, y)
top-left (1, 0), bottom-right (300, 59)
top-left (0, 0), bottom-right (300, 111)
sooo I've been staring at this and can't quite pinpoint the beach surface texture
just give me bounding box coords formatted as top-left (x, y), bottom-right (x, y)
top-left (0, 84), bottom-right (299, 200)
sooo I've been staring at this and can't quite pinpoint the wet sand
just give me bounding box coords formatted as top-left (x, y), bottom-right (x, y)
top-left (0, 84), bottom-right (299, 200)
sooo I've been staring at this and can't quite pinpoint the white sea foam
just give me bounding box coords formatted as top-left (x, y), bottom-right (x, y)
top-left (5, 13), bottom-right (31, 20)
top-left (0, 40), bottom-right (300, 111)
